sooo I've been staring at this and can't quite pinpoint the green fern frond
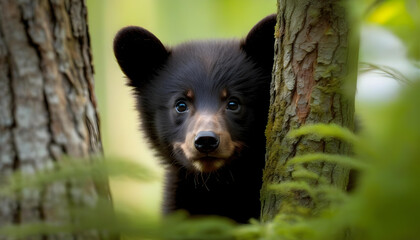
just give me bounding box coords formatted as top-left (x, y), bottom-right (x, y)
top-left (269, 181), bottom-right (313, 196)
top-left (287, 124), bottom-right (359, 146)
top-left (0, 157), bottom-right (156, 197)
top-left (292, 168), bottom-right (324, 181)
top-left (287, 153), bottom-right (368, 170)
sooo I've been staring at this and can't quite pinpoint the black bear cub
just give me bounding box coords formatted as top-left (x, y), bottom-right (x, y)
top-left (113, 15), bottom-right (276, 223)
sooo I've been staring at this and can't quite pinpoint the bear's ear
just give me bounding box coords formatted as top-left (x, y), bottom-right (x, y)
top-left (241, 14), bottom-right (276, 71)
top-left (113, 26), bottom-right (169, 88)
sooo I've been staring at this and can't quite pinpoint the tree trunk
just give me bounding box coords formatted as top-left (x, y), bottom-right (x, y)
top-left (261, 0), bottom-right (358, 222)
top-left (0, 0), bottom-right (106, 239)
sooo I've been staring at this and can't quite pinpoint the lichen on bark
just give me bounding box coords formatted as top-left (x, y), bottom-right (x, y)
top-left (0, 1), bottom-right (106, 239)
top-left (261, 0), bottom-right (358, 222)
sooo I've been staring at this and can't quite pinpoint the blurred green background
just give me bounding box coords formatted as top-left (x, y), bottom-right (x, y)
top-left (1, 1), bottom-right (418, 239)
top-left (84, 0), bottom-right (419, 226)
top-left (85, 0), bottom-right (275, 220)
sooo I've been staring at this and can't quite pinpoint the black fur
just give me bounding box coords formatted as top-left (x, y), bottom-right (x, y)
top-left (114, 14), bottom-right (276, 223)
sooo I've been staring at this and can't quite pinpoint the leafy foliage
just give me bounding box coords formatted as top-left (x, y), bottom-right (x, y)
top-left (366, 0), bottom-right (420, 60)
top-left (233, 78), bottom-right (420, 240)
top-left (1, 80), bottom-right (420, 239)
top-left (1, 0), bottom-right (419, 239)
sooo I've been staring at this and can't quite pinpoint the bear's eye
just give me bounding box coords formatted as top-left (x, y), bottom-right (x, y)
top-left (227, 99), bottom-right (240, 111)
top-left (175, 100), bottom-right (189, 113)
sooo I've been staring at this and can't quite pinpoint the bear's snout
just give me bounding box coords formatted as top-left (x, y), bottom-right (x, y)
top-left (194, 131), bottom-right (220, 153)
top-left (172, 112), bottom-right (241, 172)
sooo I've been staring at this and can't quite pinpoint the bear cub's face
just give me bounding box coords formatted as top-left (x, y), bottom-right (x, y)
top-left (156, 42), bottom-right (267, 172)
top-left (114, 15), bottom-right (276, 173)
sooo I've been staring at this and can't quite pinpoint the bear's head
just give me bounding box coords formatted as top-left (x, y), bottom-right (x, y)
top-left (114, 15), bottom-right (276, 173)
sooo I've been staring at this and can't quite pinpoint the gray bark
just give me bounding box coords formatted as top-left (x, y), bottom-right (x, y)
top-left (0, 0), bottom-right (106, 239)
top-left (261, 0), bottom-right (358, 222)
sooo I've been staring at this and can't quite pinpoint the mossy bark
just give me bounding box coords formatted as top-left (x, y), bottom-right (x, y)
top-left (0, 0), bottom-right (109, 239)
top-left (261, 0), bottom-right (358, 222)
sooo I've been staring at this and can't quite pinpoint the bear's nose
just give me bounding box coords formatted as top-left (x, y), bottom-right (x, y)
top-left (194, 131), bottom-right (219, 153)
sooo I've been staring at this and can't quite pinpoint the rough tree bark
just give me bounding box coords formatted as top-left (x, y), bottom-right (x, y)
top-left (0, 0), bottom-right (107, 239)
top-left (261, 0), bottom-right (358, 221)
